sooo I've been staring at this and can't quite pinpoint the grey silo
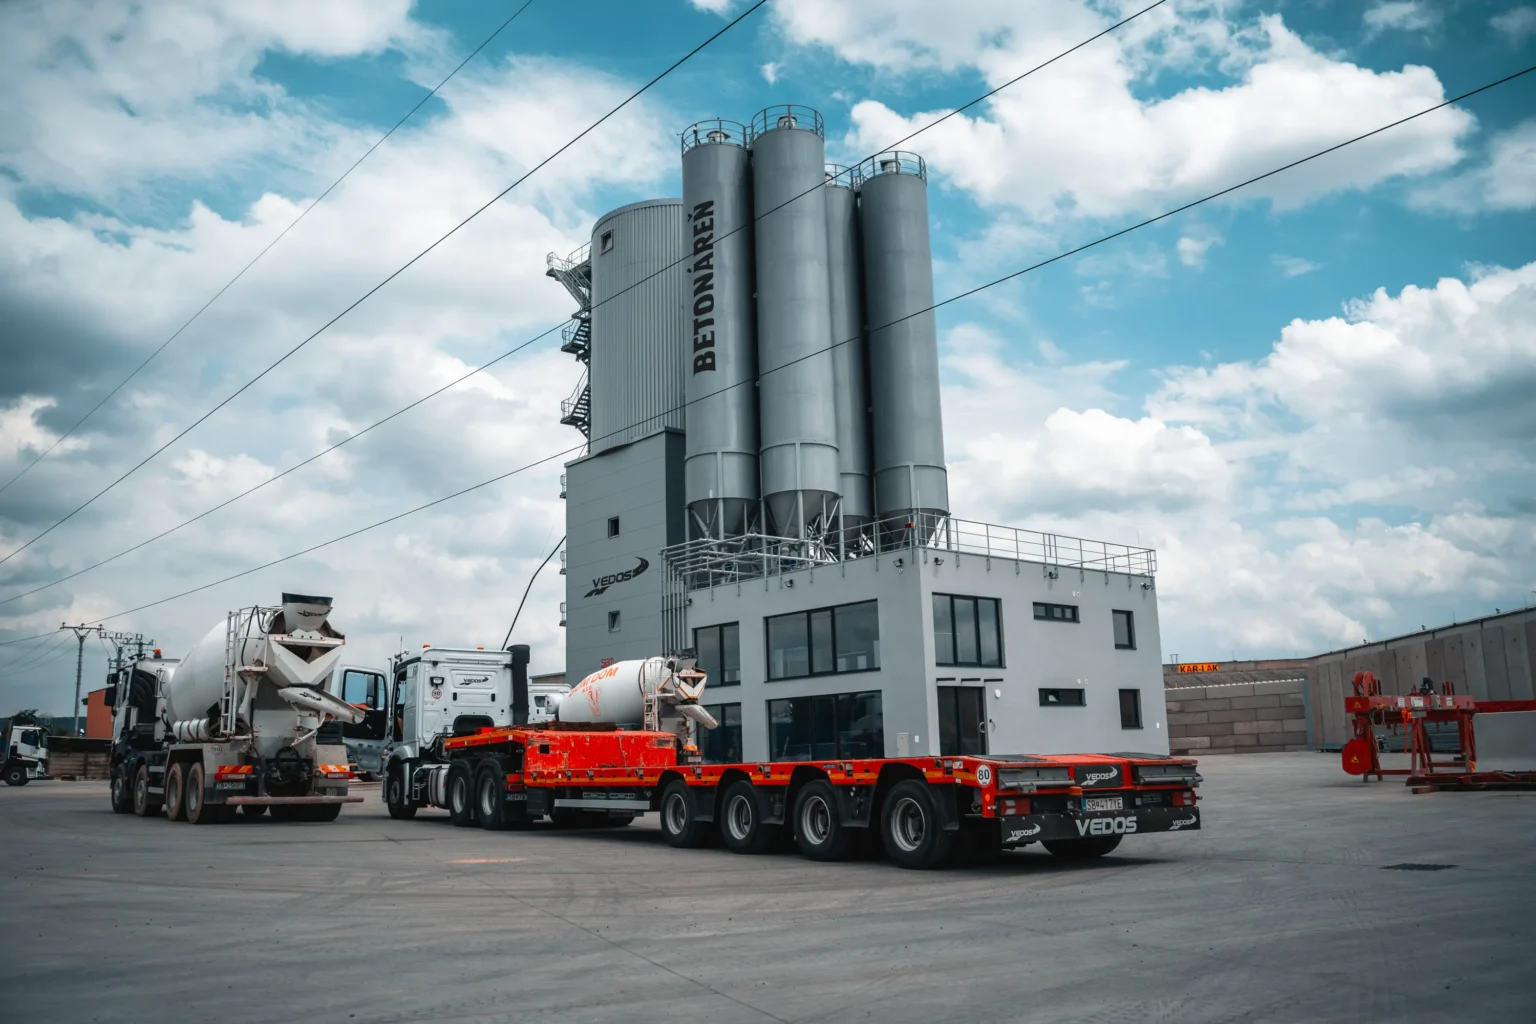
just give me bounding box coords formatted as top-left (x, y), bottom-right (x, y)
top-left (856, 153), bottom-right (949, 527)
top-left (823, 164), bottom-right (873, 530)
top-left (749, 105), bottom-right (841, 539)
top-left (588, 199), bottom-right (687, 455)
top-left (680, 121), bottom-right (760, 538)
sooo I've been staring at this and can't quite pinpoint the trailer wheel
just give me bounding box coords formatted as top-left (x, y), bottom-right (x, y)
top-left (185, 764), bottom-right (220, 824)
top-left (659, 780), bottom-right (712, 848)
top-left (720, 780), bottom-right (781, 855)
top-left (447, 762), bottom-right (476, 827)
top-left (4, 763), bottom-right (30, 787)
top-left (110, 770), bottom-right (134, 813)
top-left (164, 762), bottom-right (188, 821)
top-left (132, 764), bottom-right (161, 817)
top-left (385, 766), bottom-right (417, 820)
top-left (476, 763), bottom-right (516, 831)
top-left (792, 780), bottom-right (857, 861)
top-left (1042, 835), bottom-right (1122, 860)
top-left (881, 781), bottom-right (953, 870)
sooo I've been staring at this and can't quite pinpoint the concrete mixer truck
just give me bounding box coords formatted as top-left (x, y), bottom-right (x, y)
top-left (104, 594), bottom-right (364, 824)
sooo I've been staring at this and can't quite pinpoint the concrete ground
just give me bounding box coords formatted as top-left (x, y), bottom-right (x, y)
top-left (1, 753), bottom-right (1533, 1024)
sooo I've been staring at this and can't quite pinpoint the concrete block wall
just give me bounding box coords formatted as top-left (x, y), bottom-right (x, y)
top-left (1165, 679), bottom-right (1309, 755)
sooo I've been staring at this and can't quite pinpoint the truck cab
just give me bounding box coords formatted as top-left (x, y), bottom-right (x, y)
top-left (332, 664), bottom-right (388, 778)
top-left (2, 725), bottom-right (50, 786)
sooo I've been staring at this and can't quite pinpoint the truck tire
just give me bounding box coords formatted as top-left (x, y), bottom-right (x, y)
top-left (132, 764), bottom-right (161, 817)
top-left (719, 780), bottom-right (781, 855)
top-left (793, 780), bottom-right (857, 861)
top-left (881, 780), bottom-right (953, 870)
top-left (110, 770), bottom-right (134, 813)
top-left (239, 804), bottom-right (267, 819)
top-left (447, 762), bottom-right (476, 827)
top-left (296, 803), bottom-right (343, 823)
top-left (164, 762), bottom-right (188, 821)
top-left (659, 780), bottom-right (712, 848)
top-left (1042, 835), bottom-right (1122, 860)
top-left (4, 763), bottom-right (29, 787)
top-left (270, 806), bottom-right (298, 822)
top-left (476, 762), bottom-right (515, 831)
top-left (385, 766), bottom-right (417, 820)
top-left (185, 764), bottom-right (220, 824)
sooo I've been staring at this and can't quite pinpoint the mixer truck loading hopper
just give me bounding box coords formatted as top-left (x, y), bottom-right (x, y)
top-left (105, 594), bottom-right (364, 824)
top-left (402, 656), bottom-right (1205, 868)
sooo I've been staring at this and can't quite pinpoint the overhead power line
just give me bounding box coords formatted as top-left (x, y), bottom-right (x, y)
top-left (503, 535), bottom-right (566, 649)
top-left (55, 60), bottom-right (1536, 632)
top-left (0, 0), bottom-right (1170, 608)
top-left (0, 0), bottom-right (541, 499)
top-left (0, 630), bottom-right (70, 671)
top-left (0, 0), bottom-right (768, 569)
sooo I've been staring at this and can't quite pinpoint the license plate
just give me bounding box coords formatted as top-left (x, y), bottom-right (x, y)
top-left (1083, 796), bottom-right (1123, 812)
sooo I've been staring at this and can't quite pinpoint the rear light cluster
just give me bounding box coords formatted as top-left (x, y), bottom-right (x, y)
top-left (1171, 790), bottom-right (1197, 807)
top-left (215, 765), bottom-right (253, 782)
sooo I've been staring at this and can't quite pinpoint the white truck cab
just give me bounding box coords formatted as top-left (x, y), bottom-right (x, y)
top-left (332, 664), bottom-right (388, 778)
top-left (3, 725), bottom-right (50, 786)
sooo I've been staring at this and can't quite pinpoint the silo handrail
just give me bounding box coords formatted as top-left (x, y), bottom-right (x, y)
top-left (749, 104), bottom-right (825, 141)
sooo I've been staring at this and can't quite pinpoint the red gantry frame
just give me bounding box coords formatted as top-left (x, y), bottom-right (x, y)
top-left (1341, 671), bottom-right (1536, 792)
top-left (442, 724), bottom-right (1202, 868)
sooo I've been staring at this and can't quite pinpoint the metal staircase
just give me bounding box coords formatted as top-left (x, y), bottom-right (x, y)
top-left (546, 242), bottom-right (593, 443)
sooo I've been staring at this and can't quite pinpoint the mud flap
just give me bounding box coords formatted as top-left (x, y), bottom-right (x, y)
top-left (832, 784), bottom-right (875, 828)
top-left (932, 783), bottom-right (961, 832)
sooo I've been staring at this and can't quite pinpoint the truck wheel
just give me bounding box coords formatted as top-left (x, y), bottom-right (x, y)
top-left (793, 780), bottom-right (857, 861)
top-left (719, 780), bottom-right (781, 855)
top-left (881, 780), bottom-right (954, 870)
top-left (132, 764), bottom-right (161, 817)
top-left (4, 764), bottom-right (29, 787)
top-left (447, 762), bottom-right (476, 827)
top-left (1042, 835), bottom-right (1122, 860)
top-left (185, 764), bottom-right (219, 824)
top-left (296, 803), bottom-right (343, 823)
top-left (110, 770), bottom-right (134, 813)
top-left (270, 806), bottom-right (297, 822)
top-left (476, 764), bottom-right (514, 831)
top-left (164, 762), bottom-right (188, 821)
top-left (659, 780), bottom-right (712, 848)
top-left (386, 767), bottom-right (417, 820)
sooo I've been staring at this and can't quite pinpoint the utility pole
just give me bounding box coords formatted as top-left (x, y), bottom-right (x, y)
top-left (61, 623), bottom-right (105, 736)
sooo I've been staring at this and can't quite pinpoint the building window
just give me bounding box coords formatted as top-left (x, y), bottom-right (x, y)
top-left (767, 691), bottom-right (883, 761)
top-left (607, 516), bottom-right (620, 538)
top-left (1113, 609), bottom-right (1136, 650)
top-left (599, 230), bottom-right (614, 253)
top-left (1034, 602), bottom-right (1079, 623)
top-left (1119, 689), bottom-right (1143, 729)
top-left (693, 623), bottom-right (740, 687)
top-left (698, 703), bottom-right (742, 763)
top-left (932, 594), bottom-right (1003, 667)
top-left (765, 600), bottom-right (879, 681)
top-left (607, 610), bottom-right (621, 632)
top-left (1039, 687), bottom-right (1085, 707)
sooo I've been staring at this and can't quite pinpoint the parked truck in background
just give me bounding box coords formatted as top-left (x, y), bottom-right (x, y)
top-left (105, 593), bottom-right (366, 823)
top-left (2, 725), bottom-right (50, 786)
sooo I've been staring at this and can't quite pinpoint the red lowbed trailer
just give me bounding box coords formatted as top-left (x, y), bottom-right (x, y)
top-left (440, 725), bottom-right (1202, 868)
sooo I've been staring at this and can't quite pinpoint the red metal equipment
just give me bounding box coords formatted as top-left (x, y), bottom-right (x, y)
top-left (1341, 671), bottom-right (1536, 792)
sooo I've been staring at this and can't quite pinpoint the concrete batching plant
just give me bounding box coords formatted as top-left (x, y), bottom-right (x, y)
top-left (551, 105), bottom-right (1166, 763)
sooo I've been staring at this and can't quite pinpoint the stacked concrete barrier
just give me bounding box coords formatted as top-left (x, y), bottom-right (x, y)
top-left (1164, 679), bottom-right (1309, 756)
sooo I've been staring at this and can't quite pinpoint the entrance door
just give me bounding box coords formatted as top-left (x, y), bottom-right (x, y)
top-left (938, 687), bottom-right (987, 756)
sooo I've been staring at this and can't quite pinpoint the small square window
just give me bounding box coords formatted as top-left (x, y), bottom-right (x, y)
top-left (607, 610), bottom-right (621, 632)
top-left (607, 516), bottom-right (620, 538)
top-left (599, 230), bottom-right (614, 253)
top-left (1113, 609), bottom-right (1136, 650)
top-left (1119, 688), bottom-right (1143, 729)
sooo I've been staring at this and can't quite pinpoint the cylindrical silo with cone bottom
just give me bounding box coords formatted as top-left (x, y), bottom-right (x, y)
top-left (856, 152), bottom-right (949, 543)
top-left (824, 163), bottom-right (873, 546)
top-left (681, 120), bottom-right (759, 539)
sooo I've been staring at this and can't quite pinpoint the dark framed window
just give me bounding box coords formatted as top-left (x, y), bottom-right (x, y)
top-left (932, 594), bottom-right (1003, 667)
top-left (1113, 609), bottom-right (1136, 650)
top-left (1034, 602), bottom-right (1079, 623)
top-left (765, 601), bottom-right (879, 681)
top-left (698, 703), bottom-right (742, 763)
top-left (599, 229), bottom-right (614, 253)
top-left (767, 690), bottom-right (883, 761)
top-left (1039, 687), bottom-right (1085, 707)
top-left (607, 516), bottom-right (620, 538)
top-left (1119, 689), bottom-right (1143, 729)
top-left (693, 623), bottom-right (740, 686)
top-left (607, 610), bottom-right (621, 632)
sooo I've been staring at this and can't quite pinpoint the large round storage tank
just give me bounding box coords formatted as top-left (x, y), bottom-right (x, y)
top-left (857, 153), bottom-right (949, 531)
top-left (749, 106), bottom-right (841, 539)
top-left (589, 199), bottom-right (687, 455)
top-left (824, 164), bottom-right (872, 533)
top-left (681, 120), bottom-right (759, 538)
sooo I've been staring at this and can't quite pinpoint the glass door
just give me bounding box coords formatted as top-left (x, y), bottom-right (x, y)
top-left (938, 686), bottom-right (987, 756)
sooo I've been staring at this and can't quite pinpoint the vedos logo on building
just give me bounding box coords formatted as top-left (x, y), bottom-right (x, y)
top-left (584, 557), bottom-right (650, 598)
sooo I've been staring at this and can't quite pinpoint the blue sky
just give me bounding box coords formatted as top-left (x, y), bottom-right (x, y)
top-left (1, 0), bottom-right (1534, 711)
